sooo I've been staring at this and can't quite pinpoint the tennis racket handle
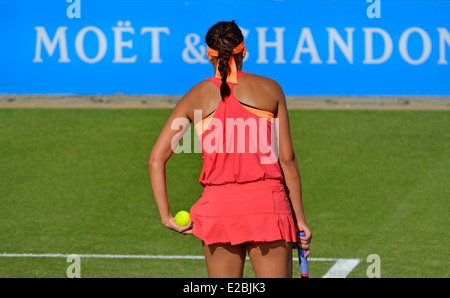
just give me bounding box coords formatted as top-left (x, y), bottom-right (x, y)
top-left (297, 232), bottom-right (309, 278)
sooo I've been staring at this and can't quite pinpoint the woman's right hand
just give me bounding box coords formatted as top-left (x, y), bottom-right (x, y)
top-left (295, 223), bottom-right (312, 257)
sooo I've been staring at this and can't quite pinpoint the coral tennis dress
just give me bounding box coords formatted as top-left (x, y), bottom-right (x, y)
top-left (190, 72), bottom-right (298, 245)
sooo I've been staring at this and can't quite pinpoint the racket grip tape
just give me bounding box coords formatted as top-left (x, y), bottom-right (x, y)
top-left (297, 231), bottom-right (309, 278)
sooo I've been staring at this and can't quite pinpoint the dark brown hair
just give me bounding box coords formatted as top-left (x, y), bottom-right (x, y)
top-left (205, 21), bottom-right (244, 100)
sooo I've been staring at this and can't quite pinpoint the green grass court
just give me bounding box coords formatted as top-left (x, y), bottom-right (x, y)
top-left (0, 108), bottom-right (448, 277)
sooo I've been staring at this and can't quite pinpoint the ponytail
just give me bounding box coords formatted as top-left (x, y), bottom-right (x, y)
top-left (218, 49), bottom-right (232, 100)
top-left (205, 20), bottom-right (244, 100)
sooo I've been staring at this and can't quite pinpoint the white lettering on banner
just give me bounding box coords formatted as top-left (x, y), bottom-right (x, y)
top-left (291, 28), bottom-right (322, 64)
top-left (327, 28), bottom-right (354, 64)
top-left (75, 26), bottom-right (107, 63)
top-left (113, 21), bottom-right (137, 63)
top-left (32, 25), bottom-right (450, 65)
top-left (182, 33), bottom-right (208, 64)
top-left (33, 24), bottom-right (169, 64)
top-left (256, 27), bottom-right (286, 64)
top-left (362, 27), bottom-right (393, 64)
top-left (438, 28), bottom-right (450, 64)
top-left (399, 27), bottom-right (431, 65)
top-left (33, 26), bottom-right (70, 63)
top-left (141, 27), bottom-right (170, 63)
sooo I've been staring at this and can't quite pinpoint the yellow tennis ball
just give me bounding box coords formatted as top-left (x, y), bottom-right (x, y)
top-left (174, 211), bottom-right (190, 227)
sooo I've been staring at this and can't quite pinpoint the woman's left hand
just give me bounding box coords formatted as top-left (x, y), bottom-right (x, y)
top-left (162, 217), bottom-right (194, 235)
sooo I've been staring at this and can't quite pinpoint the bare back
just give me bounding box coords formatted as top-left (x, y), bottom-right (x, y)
top-left (182, 73), bottom-right (285, 125)
top-left (157, 71), bottom-right (294, 174)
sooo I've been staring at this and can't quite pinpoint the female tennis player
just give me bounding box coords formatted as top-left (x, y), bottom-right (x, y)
top-left (149, 20), bottom-right (311, 278)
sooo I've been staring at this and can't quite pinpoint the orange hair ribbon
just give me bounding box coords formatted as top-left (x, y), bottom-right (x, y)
top-left (206, 41), bottom-right (245, 84)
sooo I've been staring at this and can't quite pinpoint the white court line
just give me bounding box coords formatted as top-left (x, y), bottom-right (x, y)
top-left (322, 259), bottom-right (362, 278)
top-left (0, 253), bottom-right (361, 278)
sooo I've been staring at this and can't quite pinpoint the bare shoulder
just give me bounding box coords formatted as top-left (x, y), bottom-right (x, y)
top-left (236, 73), bottom-right (285, 114)
top-left (178, 79), bottom-right (217, 107)
top-left (239, 72), bottom-right (284, 97)
top-left (182, 79), bottom-right (216, 101)
top-left (177, 78), bottom-right (220, 121)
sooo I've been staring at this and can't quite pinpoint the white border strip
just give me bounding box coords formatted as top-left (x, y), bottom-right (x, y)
top-left (0, 253), bottom-right (361, 278)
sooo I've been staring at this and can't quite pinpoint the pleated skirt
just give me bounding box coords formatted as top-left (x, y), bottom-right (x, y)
top-left (190, 179), bottom-right (298, 246)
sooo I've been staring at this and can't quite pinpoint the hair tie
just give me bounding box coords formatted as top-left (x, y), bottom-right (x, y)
top-left (206, 41), bottom-right (245, 84)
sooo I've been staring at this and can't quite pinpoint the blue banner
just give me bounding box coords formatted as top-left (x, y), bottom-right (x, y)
top-left (0, 0), bottom-right (449, 96)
